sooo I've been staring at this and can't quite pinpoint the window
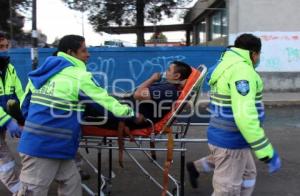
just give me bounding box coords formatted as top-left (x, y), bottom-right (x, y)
top-left (198, 20), bottom-right (207, 43)
top-left (211, 11), bottom-right (222, 39)
top-left (209, 10), bottom-right (227, 40)
top-left (221, 10), bottom-right (228, 36)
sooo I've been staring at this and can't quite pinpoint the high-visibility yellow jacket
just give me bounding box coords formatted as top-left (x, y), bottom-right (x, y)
top-left (207, 47), bottom-right (274, 160)
top-left (0, 63), bottom-right (24, 128)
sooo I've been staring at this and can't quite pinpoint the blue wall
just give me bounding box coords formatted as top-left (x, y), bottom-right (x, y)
top-left (9, 47), bottom-right (224, 92)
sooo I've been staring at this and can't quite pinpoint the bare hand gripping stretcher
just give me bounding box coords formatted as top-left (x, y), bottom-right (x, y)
top-left (80, 65), bottom-right (208, 196)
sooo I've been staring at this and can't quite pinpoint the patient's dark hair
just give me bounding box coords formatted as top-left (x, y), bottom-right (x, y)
top-left (53, 35), bottom-right (85, 56)
top-left (172, 61), bottom-right (192, 80)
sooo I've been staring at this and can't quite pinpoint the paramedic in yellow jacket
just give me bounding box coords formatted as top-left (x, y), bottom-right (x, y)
top-left (186, 34), bottom-right (281, 195)
top-left (0, 33), bottom-right (24, 195)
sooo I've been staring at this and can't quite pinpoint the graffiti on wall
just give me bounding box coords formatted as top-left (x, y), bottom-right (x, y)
top-left (230, 32), bottom-right (300, 72)
top-left (86, 55), bottom-right (187, 92)
top-left (128, 55), bottom-right (186, 80)
top-left (87, 55), bottom-right (186, 80)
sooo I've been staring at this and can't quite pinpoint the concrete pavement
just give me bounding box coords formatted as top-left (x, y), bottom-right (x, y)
top-left (0, 98), bottom-right (299, 196)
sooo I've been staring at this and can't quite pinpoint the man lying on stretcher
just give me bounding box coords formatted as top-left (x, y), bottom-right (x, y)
top-left (84, 61), bottom-right (192, 130)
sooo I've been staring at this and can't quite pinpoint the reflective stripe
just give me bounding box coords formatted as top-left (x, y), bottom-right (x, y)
top-left (211, 92), bottom-right (262, 99)
top-left (31, 94), bottom-right (81, 107)
top-left (25, 127), bottom-right (73, 139)
top-left (211, 118), bottom-right (237, 127)
top-left (210, 100), bottom-right (232, 107)
top-left (210, 97), bottom-right (232, 104)
top-left (256, 97), bottom-right (263, 101)
top-left (210, 117), bottom-right (239, 132)
top-left (242, 179), bottom-right (256, 188)
top-left (26, 121), bottom-right (72, 135)
top-left (210, 93), bottom-right (231, 100)
top-left (25, 121), bottom-right (73, 139)
top-left (32, 93), bottom-right (78, 104)
top-left (0, 114), bottom-right (8, 121)
top-left (252, 140), bottom-right (270, 151)
top-left (9, 181), bottom-right (20, 193)
top-left (210, 122), bottom-right (239, 132)
top-left (0, 114), bottom-right (10, 125)
top-left (31, 97), bottom-right (76, 110)
top-left (31, 100), bottom-right (84, 112)
top-left (31, 93), bottom-right (84, 111)
top-left (249, 136), bottom-right (267, 147)
top-left (212, 98), bottom-right (262, 104)
top-left (30, 98), bottom-right (84, 111)
top-left (0, 161), bottom-right (15, 173)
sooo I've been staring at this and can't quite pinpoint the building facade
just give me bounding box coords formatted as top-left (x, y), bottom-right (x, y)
top-left (185, 0), bottom-right (227, 46)
top-left (185, 0), bottom-right (300, 92)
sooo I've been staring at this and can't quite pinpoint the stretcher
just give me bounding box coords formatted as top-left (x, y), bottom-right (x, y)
top-left (80, 65), bottom-right (208, 196)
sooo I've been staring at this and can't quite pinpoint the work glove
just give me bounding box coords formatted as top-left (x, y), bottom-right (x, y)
top-left (7, 99), bottom-right (25, 126)
top-left (267, 151), bottom-right (281, 173)
top-left (6, 119), bottom-right (22, 138)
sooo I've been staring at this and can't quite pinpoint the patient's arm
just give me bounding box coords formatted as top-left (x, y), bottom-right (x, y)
top-left (134, 73), bottom-right (161, 100)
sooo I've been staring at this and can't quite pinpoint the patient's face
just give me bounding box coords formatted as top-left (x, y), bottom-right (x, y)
top-left (166, 64), bottom-right (180, 81)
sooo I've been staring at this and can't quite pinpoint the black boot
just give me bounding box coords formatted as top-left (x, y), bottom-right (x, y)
top-left (79, 170), bottom-right (91, 181)
top-left (186, 162), bottom-right (199, 188)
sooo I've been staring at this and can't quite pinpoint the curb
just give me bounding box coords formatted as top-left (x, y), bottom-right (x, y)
top-left (196, 99), bottom-right (300, 108)
top-left (264, 100), bottom-right (300, 107)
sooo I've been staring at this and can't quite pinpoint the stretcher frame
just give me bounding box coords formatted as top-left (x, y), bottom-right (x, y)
top-left (79, 65), bottom-right (208, 196)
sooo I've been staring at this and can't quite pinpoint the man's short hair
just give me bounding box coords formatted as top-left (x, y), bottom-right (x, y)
top-left (57, 35), bottom-right (85, 54)
top-left (172, 61), bottom-right (192, 80)
top-left (0, 33), bottom-right (8, 42)
top-left (234, 33), bottom-right (261, 53)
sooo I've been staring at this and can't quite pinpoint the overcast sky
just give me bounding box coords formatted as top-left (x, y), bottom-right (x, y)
top-left (23, 0), bottom-right (197, 46)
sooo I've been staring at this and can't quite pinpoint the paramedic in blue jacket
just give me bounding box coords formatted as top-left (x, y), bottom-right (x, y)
top-left (17, 35), bottom-right (143, 196)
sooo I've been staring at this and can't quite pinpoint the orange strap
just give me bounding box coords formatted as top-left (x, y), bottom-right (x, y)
top-left (162, 128), bottom-right (174, 196)
top-left (117, 121), bottom-right (125, 168)
top-left (117, 121), bottom-right (135, 168)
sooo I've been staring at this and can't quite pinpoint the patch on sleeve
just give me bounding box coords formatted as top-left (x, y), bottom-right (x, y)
top-left (235, 80), bottom-right (250, 96)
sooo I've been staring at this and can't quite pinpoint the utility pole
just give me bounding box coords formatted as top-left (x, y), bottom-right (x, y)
top-left (136, 0), bottom-right (145, 46)
top-left (154, 21), bottom-right (157, 46)
top-left (81, 11), bottom-right (85, 37)
top-left (9, 0), bottom-right (13, 41)
top-left (31, 0), bottom-right (38, 70)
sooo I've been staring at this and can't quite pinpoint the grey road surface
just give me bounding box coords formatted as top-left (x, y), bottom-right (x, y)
top-left (1, 106), bottom-right (299, 196)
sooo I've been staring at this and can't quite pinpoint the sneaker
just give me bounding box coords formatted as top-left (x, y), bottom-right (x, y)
top-left (79, 170), bottom-right (91, 181)
top-left (186, 162), bottom-right (199, 188)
